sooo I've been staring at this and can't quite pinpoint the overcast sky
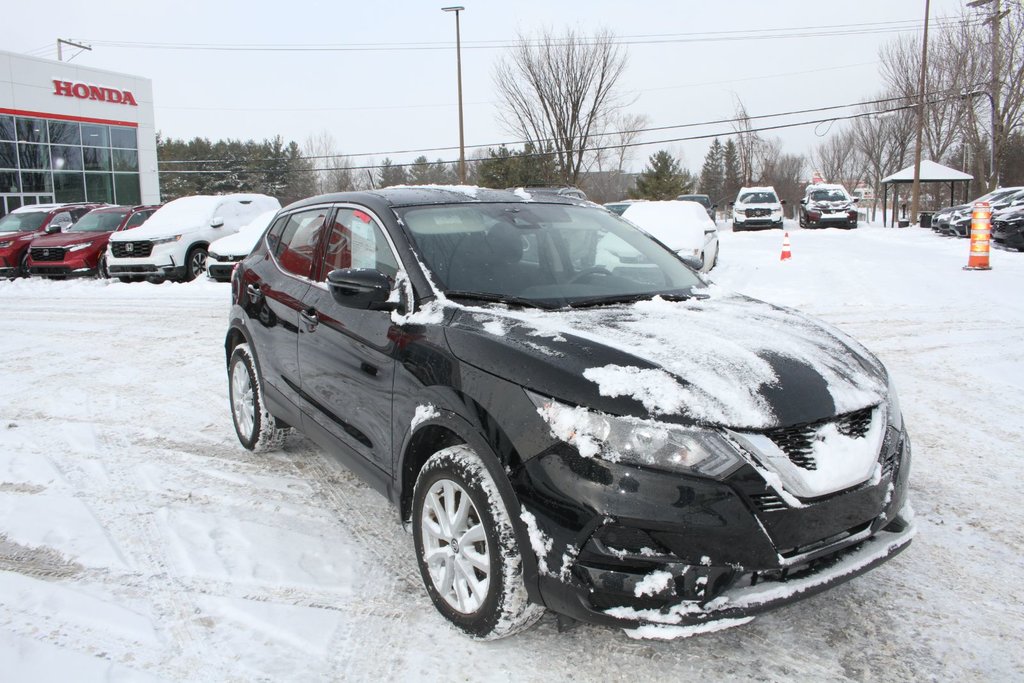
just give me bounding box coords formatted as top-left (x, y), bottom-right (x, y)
top-left (8, 0), bottom-right (970, 174)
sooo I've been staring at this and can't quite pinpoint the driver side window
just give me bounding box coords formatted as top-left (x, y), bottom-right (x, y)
top-left (320, 208), bottom-right (399, 281)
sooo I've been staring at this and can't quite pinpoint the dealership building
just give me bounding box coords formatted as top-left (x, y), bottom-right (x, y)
top-left (0, 50), bottom-right (159, 218)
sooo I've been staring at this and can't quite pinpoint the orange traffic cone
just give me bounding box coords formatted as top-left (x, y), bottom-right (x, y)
top-left (780, 232), bottom-right (792, 261)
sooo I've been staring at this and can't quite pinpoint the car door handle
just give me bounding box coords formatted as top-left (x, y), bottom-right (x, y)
top-left (246, 284), bottom-right (262, 303)
top-left (300, 308), bottom-right (319, 330)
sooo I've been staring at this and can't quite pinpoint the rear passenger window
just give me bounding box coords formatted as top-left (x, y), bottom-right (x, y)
top-left (273, 208), bottom-right (328, 279)
top-left (123, 211), bottom-right (149, 229)
top-left (321, 208), bottom-right (399, 281)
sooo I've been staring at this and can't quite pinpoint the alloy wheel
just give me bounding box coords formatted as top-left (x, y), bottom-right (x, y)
top-left (420, 479), bottom-right (491, 614)
top-left (231, 360), bottom-right (255, 439)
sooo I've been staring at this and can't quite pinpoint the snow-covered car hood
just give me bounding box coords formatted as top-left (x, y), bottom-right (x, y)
top-left (209, 210), bottom-right (278, 257)
top-left (444, 289), bottom-right (887, 430)
top-left (734, 201), bottom-right (782, 211)
top-left (808, 200), bottom-right (854, 211)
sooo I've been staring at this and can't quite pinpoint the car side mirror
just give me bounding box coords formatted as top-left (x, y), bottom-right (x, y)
top-left (711, 203), bottom-right (717, 209)
top-left (210, 216), bottom-right (225, 228)
top-left (678, 254), bottom-right (703, 270)
top-left (780, 199), bottom-right (787, 205)
top-left (851, 197), bottom-right (860, 203)
top-left (45, 223), bottom-right (62, 234)
top-left (327, 268), bottom-right (399, 311)
top-left (800, 198), bottom-right (807, 205)
top-left (728, 201), bottom-right (735, 207)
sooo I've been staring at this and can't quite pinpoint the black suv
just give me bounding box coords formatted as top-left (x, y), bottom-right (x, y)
top-left (225, 187), bottom-right (913, 639)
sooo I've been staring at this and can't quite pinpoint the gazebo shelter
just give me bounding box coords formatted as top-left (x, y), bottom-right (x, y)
top-left (880, 160), bottom-right (974, 227)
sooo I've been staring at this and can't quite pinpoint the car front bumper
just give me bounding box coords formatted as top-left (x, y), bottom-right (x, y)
top-left (993, 223), bottom-right (1024, 249)
top-left (513, 428), bottom-right (912, 631)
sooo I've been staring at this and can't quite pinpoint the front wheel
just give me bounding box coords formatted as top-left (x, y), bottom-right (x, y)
top-left (413, 445), bottom-right (543, 639)
top-left (185, 246), bottom-right (208, 281)
top-left (96, 255), bottom-right (109, 279)
top-left (19, 252), bottom-right (30, 278)
top-left (229, 343), bottom-right (288, 452)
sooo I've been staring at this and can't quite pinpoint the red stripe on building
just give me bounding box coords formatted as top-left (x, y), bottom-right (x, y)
top-left (0, 107), bottom-right (138, 128)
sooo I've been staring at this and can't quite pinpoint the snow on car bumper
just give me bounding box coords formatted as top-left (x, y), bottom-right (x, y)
top-left (613, 510), bottom-right (915, 637)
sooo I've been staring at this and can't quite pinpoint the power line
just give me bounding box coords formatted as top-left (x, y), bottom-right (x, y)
top-left (156, 94), bottom-right (957, 176)
top-left (76, 18), bottom-right (970, 54)
top-left (158, 91), bottom-right (932, 166)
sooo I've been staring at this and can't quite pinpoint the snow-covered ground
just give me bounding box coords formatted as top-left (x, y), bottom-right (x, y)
top-left (1, 223), bottom-right (1022, 680)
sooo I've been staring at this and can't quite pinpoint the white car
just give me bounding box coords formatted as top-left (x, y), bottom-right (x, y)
top-left (206, 209), bottom-right (279, 282)
top-left (620, 200), bottom-right (720, 273)
top-left (106, 193), bottom-right (280, 282)
top-left (731, 186), bottom-right (785, 231)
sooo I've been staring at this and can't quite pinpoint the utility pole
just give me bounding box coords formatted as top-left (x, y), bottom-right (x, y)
top-left (56, 38), bottom-right (91, 62)
top-left (968, 0), bottom-right (1007, 190)
top-left (909, 0), bottom-right (931, 227)
top-left (442, 7), bottom-right (466, 184)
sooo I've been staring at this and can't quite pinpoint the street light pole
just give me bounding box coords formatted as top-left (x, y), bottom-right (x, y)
top-left (909, 0), bottom-right (931, 227)
top-left (442, 6), bottom-right (466, 184)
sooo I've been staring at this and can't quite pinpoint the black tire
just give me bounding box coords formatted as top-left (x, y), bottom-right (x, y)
top-left (118, 276), bottom-right (132, 283)
top-left (96, 255), bottom-right (109, 279)
top-left (413, 445), bottom-right (543, 640)
top-left (185, 245), bottom-right (208, 281)
top-left (229, 343), bottom-right (288, 452)
top-left (19, 252), bottom-right (30, 278)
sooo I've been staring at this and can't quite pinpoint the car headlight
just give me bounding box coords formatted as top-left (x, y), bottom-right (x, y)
top-left (0, 240), bottom-right (11, 248)
top-left (68, 242), bottom-right (93, 252)
top-left (150, 235), bottom-right (182, 245)
top-left (527, 391), bottom-right (745, 478)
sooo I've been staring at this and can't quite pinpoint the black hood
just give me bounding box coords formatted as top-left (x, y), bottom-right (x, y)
top-left (444, 292), bottom-right (887, 430)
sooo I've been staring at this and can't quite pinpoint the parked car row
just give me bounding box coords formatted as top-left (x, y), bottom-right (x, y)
top-left (1, 193), bottom-right (281, 283)
top-left (930, 186), bottom-right (1024, 250)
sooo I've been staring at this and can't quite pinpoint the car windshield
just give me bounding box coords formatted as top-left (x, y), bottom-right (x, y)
top-left (398, 202), bottom-right (704, 308)
top-left (0, 211), bottom-right (48, 232)
top-left (69, 210), bottom-right (129, 232)
top-left (739, 192), bottom-right (777, 204)
top-left (809, 189), bottom-right (848, 202)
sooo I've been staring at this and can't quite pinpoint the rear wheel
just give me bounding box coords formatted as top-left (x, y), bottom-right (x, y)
top-left (413, 445), bottom-right (543, 639)
top-left (229, 343), bottom-right (288, 452)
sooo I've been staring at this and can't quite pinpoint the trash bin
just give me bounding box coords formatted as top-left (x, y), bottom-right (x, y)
top-left (919, 212), bottom-right (933, 229)
top-left (898, 219), bottom-right (911, 228)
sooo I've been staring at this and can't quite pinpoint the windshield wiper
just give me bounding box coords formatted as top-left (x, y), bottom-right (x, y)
top-left (567, 292), bottom-right (694, 309)
top-left (445, 290), bottom-right (557, 310)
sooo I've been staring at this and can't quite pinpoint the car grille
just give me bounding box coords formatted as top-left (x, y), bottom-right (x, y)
top-left (746, 208), bottom-right (772, 218)
top-left (30, 247), bottom-right (66, 261)
top-left (110, 241), bottom-right (153, 258)
top-left (108, 264), bottom-right (159, 274)
top-left (763, 407), bottom-right (875, 471)
top-left (31, 266), bottom-right (71, 275)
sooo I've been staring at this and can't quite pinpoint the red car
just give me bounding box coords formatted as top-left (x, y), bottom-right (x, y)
top-left (0, 203), bottom-right (103, 278)
top-left (28, 205), bottom-right (160, 279)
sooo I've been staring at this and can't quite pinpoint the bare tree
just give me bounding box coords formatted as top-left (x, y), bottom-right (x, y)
top-left (813, 128), bottom-right (868, 191)
top-left (303, 130), bottom-right (354, 195)
top-left (494, 28), bottom-right (629, 186)
top-left (584, 112), bottom-right (649, 202)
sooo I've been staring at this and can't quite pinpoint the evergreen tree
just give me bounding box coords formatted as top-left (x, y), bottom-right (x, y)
top-left (408, 156), bottom-right (456, 185)
top-left (630, 150), bottom-right (694, 200)
top-left (476, 143), bottom-right (559, 189)
top-left (378, 158), bottom-right (408, 188)
top-left (698, 138), bottom-right (725, 204)
top-left (722, 139), bottom-right (743, 203)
